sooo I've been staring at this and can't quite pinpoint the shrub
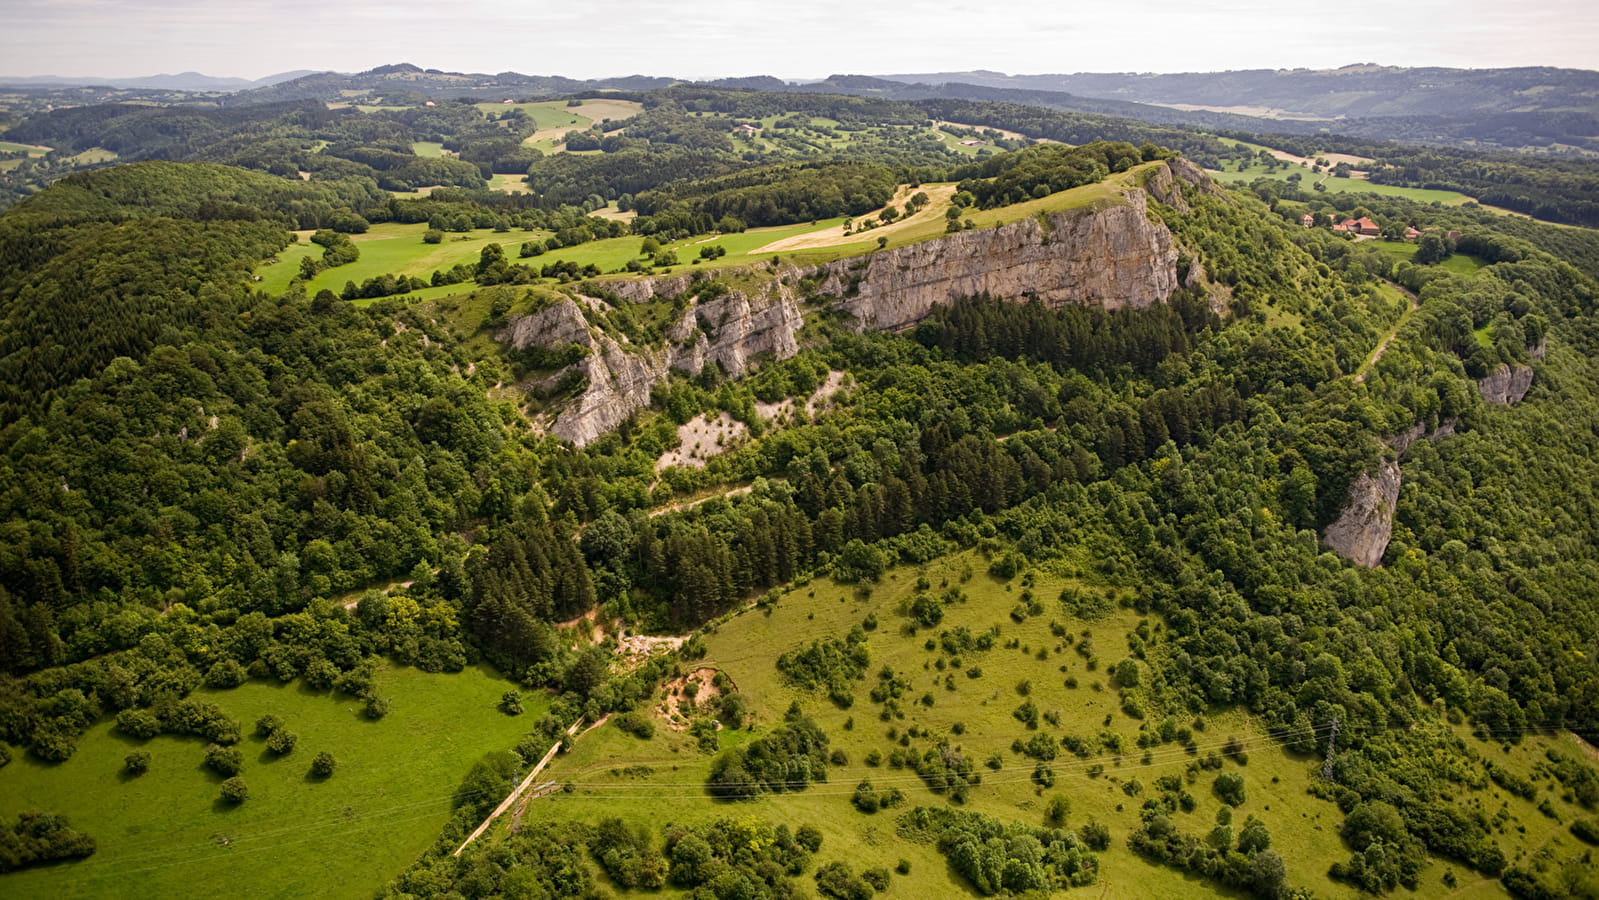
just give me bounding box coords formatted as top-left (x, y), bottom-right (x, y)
top-left (116, 709), bottom-right (160, 740)
top-left (1214, 772), bottom-right (1246, 807)
top-left (615, 711), bottom-right (657, 739)
top-left (311, 751), bottom-right (337, 778)
top-left (220, 777), bottom-right (248, 804)
top-left (499, 690), bottom-right (524, 716)
top-left (124, 751), bottom-right (150, 775)
top-left (204, 744), bottom-right (243, 777)
top-left (267, 729), bottom-right (297, 756)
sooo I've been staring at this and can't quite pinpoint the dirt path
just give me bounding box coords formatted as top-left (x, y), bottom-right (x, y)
top-left (1354, 282), bottom-right (1420, 384)
top-left (751, 184), bottom-right (955, 254)
top-left (453, 714), bottom-right (606, 856)
top-left (648, 483), bottom-right (756, 518)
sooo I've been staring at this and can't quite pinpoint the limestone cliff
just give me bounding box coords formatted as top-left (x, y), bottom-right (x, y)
top-left (1322, 460), bottom-right (1402, 568)
top-left (1389, 417), bottom-right (1458, 454)
top-left (1477, 363), bottom-right (1534, 404)
top-left (496, 280), bottom-right (802, 446)
top-left (498, 158), bottom-right (1217, 445)
top-left (815, 189), bottom-right (1181, 333)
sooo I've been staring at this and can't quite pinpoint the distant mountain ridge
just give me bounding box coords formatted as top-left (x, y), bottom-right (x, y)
top-left (874, 65), bottom-right (1599, 119)
top-left (220, 63), bottom-right (677, 106)
top-left (0, 70), bottom-right (317, 91)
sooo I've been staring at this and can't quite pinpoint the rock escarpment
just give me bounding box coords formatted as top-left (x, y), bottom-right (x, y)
top-left (814, 186), bottom-right (1197, 333)
top-left (498, 158), bottom-right (1218, 445)
top-left (1477, 363), bottom-right (1534, 405)
top-left (1389, 417), bottom-right (1458, 454)
top-left (1321, 459), bottom-right (1402, 568)
top-left (497, 281), bottom-right (802, 446)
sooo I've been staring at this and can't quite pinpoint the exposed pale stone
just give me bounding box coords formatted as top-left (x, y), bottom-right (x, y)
top-left (1322, 460), bottom-right (1402, 568)
top-left (1477, 364), bottom-right (1535, 404)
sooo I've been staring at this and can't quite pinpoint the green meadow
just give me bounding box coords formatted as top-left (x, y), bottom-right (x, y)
top-left (502, 546), bottom-right (1599, 899)
top-left (1369, 240), bottom-right (1487, 275)
top-left (254, 224), bottom-right (548, 298)
top-left (0, 664), bottom-right (544, 900)
top-left (254, 165), bottom-right (1156, 304)
top-left (0, 140), bottom-right (51, 157)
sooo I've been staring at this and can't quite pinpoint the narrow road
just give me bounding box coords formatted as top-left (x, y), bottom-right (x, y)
top-left (1354, 282), bottom-right (1420, 384)
top-left (452, 714), bottom-right (607, 856)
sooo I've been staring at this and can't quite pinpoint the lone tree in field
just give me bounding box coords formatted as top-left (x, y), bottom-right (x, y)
top-left (311, 751), bottom-right (337, 778)
top-left (499, 690), bottom-right (524, 716)
top-left (124, 750), bottom-right (150, 776)
top-left (221, 777), bottom-right (249, 804)
top-left (267, 729), bottom-right (298, 756)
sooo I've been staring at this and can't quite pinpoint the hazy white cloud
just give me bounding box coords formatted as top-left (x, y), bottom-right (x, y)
top-left (0, 0), bottom-right (1594, 79)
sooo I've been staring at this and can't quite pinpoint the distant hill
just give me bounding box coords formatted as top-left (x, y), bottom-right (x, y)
top-left (789, 70), bottom-right (1599, 154)
top-left (0, 70), bottom-right (317, 91)
top-left (222, 62), bottom-right (678, 106)
top-left (876, 65), bottom-right (1599, 119)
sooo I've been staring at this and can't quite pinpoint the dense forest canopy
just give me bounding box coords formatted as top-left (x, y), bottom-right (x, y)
top-left (1, 79), bottom-right (1598, 900)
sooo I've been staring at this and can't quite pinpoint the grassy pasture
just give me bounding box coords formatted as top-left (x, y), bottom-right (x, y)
top-left (0, 664), bottom-right (544, 900)
top-left (254, 224), bottom-right (547, 297)
top-left (508, 544), bottom-right (1599, 899)
top-left (509, 550), bottom-right (1368, 898)
top-left (253, 164), bottom-right (1159, 305)
top-left (0, 140), bottom-right (51, 156)
top-left (409, 141), bottom-right (445, 158)
top-left (487, 173), bottom-right (531, 194)
top-left (1370, 240), bottom-right (1487, 275)
top-left (505, 99), bottom-right (644, 151)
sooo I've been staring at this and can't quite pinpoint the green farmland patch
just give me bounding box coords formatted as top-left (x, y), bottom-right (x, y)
top-left (0, 664), bottom-right (544, 900)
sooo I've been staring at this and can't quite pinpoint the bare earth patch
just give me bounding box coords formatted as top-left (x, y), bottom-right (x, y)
top-left (657, 667), bottom-right (728, 730)
top-left (655, 411), bottom-right (748, 471)
top-left (752, 184), bottom-right (955, 254)
top-left (753, 369), bottom-right (849, 426)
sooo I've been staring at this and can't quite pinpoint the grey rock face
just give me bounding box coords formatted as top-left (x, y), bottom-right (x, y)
top-left (1477, 364), bottom-right (1534, 404)
top-left (496, 281), bottom-right (802, 446)
top-left (1389, 417), bottom-right (1458, 454)
top-left (496, 159), bottom-right (1217, 445)
top-left (1322, 460), bottom-right (1402, 568)
top-left (817, 191), bottom-right (1180, 333)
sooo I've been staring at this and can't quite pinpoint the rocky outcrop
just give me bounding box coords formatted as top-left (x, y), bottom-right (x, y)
top-left (815, 190), bottom-right (1179, 332)
top-left (1477, 364), bottom-right (1534, 405)
top-left (497, 281), bottom-right (801, 446)
top-left (1389, 417), bottom-right (1458, 454)
top-left (499, 158), bottom-right (1218, 445)
top-left (799, 158), bottom-right (1219, 333)
top-left (1322, 460), bottom-right (1402, 568)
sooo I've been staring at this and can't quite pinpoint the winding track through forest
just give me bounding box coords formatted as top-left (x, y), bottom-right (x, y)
top-left (1354, 282), bottom-right (1420, 384)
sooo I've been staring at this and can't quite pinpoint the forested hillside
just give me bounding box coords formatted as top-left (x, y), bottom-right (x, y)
top-left (1, 83), bottom-right (1598, 900)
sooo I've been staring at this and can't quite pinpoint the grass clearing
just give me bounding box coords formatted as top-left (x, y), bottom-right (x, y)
top-left (506, 543), bottom-right (1599, 898)
top-left (0, 664), bottom-right (544, 900)
top-left (508, 99), bottom-right (645, 151)
top-left (487, 173), bottom-right (531, 194)
top-left (254, 224), bottom-right (547, 297)
top-left (1370, 241), bottom-right (1487, 275)
top-left (512, 549), bottom-right (1375, 898)
top-left (0, 140), bottom-right (51, 156)
top-left (751, 183), bottom-right (957, 254)
top-left (63, 147), bottom-right (117, 166)
top-left (410, 141), bottom-right (445, 158)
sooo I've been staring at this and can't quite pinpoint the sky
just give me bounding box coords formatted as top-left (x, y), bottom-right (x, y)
top-left (2, 0), bottom-right (1596, 80)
